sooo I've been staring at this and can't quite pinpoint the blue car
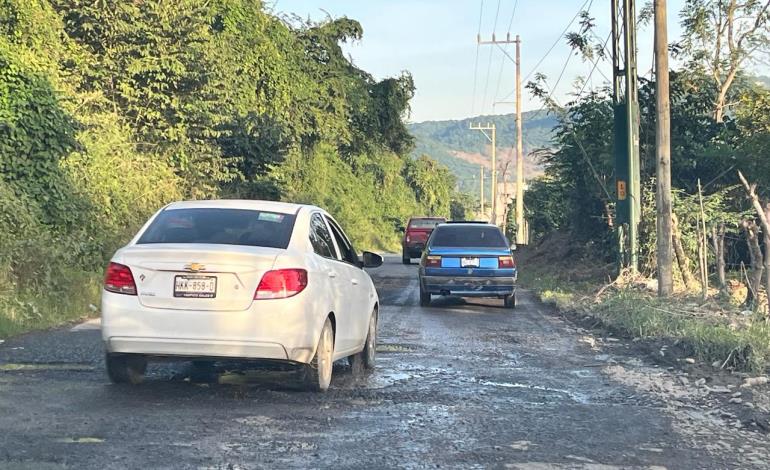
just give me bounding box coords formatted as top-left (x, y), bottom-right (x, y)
top-left (418, 222), bottom-right (517, 308)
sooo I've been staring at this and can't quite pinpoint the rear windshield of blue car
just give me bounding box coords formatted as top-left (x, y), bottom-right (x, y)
top-left (137, 208), bottom-right (296, 248)
top-left (429, 225), bottom-right (508, 248)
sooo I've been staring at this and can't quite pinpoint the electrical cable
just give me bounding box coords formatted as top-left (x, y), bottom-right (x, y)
top-left (471, 0), bottom-right (485, 116)
top-left (481, 0), bottom-right (502, 115)
top-left (492, 0), bottom-right (519, 109)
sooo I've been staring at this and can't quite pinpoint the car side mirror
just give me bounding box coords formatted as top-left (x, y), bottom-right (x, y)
top-left (362, 251), bottom-right (384, 268)
top-left (397, 226), bottom-right (405, 233)
top-left (510, 244), bottom-right (517, 251)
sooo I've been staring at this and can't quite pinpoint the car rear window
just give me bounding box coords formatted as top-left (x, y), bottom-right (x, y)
top-left (137, 208), bottom-right (296, 248)
top-left (429, 225), bottom-right (508, 248)
top-left (408, 218), bottom-right (445, 229)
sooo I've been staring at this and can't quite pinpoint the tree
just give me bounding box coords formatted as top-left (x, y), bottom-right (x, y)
top-left (676, 0), bottom-right (770, 122)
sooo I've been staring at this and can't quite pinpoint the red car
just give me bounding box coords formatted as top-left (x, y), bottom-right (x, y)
top-left (402, 217), bottom-right (446, 264)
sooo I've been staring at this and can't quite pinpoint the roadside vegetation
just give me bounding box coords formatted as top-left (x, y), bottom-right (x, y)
top-left (519, 243), bottom-right (770, 372)
top-left (518, 2), bottom-right (770, 372)
top-left (0, 0), bottom-right (472, 337)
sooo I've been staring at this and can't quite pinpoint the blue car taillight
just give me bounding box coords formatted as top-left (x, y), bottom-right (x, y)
top-left (425, 255), bottom-right (442, 268)
top-left (498, 256), bottom-right (515, 268)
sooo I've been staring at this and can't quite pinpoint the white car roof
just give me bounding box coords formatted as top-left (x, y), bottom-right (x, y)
top-left (164, 199), bottom-right (319, 215)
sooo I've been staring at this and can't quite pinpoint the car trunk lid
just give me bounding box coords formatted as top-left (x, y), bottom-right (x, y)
top-left (120, 244), bottom-right (281, 311)
top-left (427, 247), bottom-right (511, 269)
top-left (406, 227), bottom-right (433, 244)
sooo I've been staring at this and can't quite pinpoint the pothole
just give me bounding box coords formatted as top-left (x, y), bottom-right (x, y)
top-left (477, 380), bottom-right (591, 404)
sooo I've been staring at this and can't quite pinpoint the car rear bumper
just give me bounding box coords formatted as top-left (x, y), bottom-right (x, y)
top-left (107, 337), bottom-right (289, 360)
top-left (403, 244), bottom-right (425, 257)
top-left (421, 275), bottom-right (516, 297)
top-left (101, 291), bottom-right (322, 364)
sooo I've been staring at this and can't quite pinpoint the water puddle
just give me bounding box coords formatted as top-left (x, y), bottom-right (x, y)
top-left (364, 370), bottom-right (418, 389)
top-left (0, 363), bottom-right (95, 372)
top-left (570, 369), bottom-right (596, 379)
top-left (377, 343), bottom-right (417, 353)
top-left (55, 437), bottom-right (104, 444)
top-left (477, 380), bottom-right (590, 404)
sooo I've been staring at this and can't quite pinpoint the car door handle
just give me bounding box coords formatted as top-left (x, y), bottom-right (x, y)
top-left (351, 279), bottom-right (359, 285)
top-left (327, 271), bottom-right (337, 278)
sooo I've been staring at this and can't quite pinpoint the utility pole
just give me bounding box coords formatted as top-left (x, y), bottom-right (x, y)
top-left (655, 0), bottom-right (673, 296)
top-left (611, 0), bottom-right (641, 272)
top-left (514, 35), bottom-right (524, 245)
top-left (470, 123), bottom-right (497, 223)
top-left (480, 165), bottom-right (485, 217)
top-left (478, 33), bottom-right (524, 238)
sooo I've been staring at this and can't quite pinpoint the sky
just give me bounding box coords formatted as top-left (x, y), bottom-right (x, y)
top-left (275, 1), bottom-right (688, 123)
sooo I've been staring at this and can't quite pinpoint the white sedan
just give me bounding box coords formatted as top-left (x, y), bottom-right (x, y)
top-left (101, 200), bottom-right (383, 391)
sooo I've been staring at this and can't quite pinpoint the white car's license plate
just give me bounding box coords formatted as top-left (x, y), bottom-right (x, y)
top-left (174, 275), bottom-right (217, 298)
top-left (461, 257), bottom-right (480, 268)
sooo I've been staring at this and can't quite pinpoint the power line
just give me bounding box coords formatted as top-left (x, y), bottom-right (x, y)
top-left (531, 31), bottom-right (610, 121)
top-left (480, 0), bottom-right (502, 115)
top-left (524, 0), bottom-right (593, 83)
top-left (507, 0), bottom-right (519, 32)
top-left (492, 0), bottom-right (519, 109)
top-left (471, 0), bottom-right (485, 116)
top-left (498, 0), bottom-right (593, 105)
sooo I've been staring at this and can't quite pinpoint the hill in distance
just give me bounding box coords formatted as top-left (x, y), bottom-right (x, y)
top-left (408, 110), bottom-right (557, 194)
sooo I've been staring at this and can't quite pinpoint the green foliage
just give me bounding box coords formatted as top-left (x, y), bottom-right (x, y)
top-left (529, 70), bottom-right (770, 252)
top-left (0, 38), bottom-right (85, 227)
top-left (450, 192), bottom-right (477, 221)
top-left (0, 0), bottom-right (458, 337)
top-left (403, 155), bottom-right (454, 218)
top-left (523, 175), bottom-right (568, 242)
top-left (534, 91), bottom-right (615, 244)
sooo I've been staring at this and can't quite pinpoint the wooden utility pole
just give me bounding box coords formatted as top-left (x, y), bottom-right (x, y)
top-left (478, 33), bottom-right (522, 233)
top-left (655, 0), bottom-right (673, 296)
top-left (470, 123), bottom-right (497, 223)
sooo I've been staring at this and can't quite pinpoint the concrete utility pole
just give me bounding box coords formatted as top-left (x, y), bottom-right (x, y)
top-left (480, 165), bottom-right (485, 217)
top-left (478, 33), bottom-right (524, 240)
top-left (470, 123), bottom-right (497, 223)
top-left (514, 36), bottom-right (524, 245)
top-left (655, 0), bottom-right (673, 296)
top-left (611, 0), bottom-right (641, 272)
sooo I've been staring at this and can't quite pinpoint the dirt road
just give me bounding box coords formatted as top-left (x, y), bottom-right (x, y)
top-left (0, 257), bottom-right (768, 469)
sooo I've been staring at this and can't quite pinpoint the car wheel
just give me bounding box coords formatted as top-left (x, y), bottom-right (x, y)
top-left (419, 286), bottom-right (431, 307)
top-left (106, 353), bottom-right (147, 385)
top-left (348, 310), bottom-right (377, 373)
top-left (402, 250), bottom-right (410, 265)
top-left (303, 318), bottom-right (334, 392)
top-left (504, 292), bottom-right (516, 309)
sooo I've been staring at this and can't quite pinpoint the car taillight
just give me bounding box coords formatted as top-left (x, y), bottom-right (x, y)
top-left (425, 255), bottom-right (442, 268)
top-left (406, 235), bottom-right (411, 243)
top-left (498, 256), bottom-right (515, 268)
top-left (255, 269), bottom-right (308, 299)
top-left (104, 262), bottom-right (137, 295)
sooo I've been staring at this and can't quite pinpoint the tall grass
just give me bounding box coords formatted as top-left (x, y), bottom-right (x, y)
top-left (0, 271), bottom-right (101, 338)
top-left (520, 267), bottom-right (770, 372)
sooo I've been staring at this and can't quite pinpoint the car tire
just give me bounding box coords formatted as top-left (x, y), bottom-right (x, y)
top-left (106, 353), bottom-right (147, 385)
top-left (419, 285), bottom-right (431, 307)
top-left (504, 292), bottom-right (516, 309)
top-left (348, 310), bottom-right (377, 373)
top-left (303, 318), bottom-right (334, 392)
top-left (402, 250), bottom-right (410, 265)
